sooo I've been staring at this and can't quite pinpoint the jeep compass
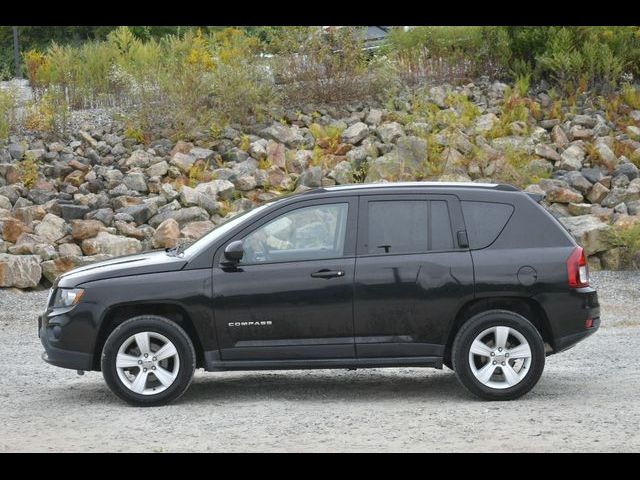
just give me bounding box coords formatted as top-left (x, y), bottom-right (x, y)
top-left (39, 182), bottom-right (600, 406)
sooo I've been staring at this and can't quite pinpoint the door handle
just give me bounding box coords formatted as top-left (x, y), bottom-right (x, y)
top-left (311, 269), bottom-right (345, 279)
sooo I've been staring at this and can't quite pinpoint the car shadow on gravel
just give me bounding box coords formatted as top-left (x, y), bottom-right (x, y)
top-left (40, 368), bottom-right (595, 407)
top-left (179, 369), bottom-right (472, 404)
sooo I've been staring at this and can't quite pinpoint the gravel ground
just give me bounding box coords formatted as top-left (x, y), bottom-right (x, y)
top-left (0, 271), bottom-right (638, 452)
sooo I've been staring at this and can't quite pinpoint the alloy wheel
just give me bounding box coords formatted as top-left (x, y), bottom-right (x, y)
top-left (467, 326), bottom-right (532, 390)
top-left (115, 331), bottom-right (180, 395)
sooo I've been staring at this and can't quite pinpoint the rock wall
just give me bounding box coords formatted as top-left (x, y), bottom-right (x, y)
top-left (2, 79), bottom-right (640, 288)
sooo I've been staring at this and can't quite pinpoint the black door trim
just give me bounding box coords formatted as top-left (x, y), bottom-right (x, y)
top-left (204, 350), bottom-right (443, 371)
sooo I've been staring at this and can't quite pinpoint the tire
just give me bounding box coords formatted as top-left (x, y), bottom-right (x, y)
top-left (101, 315), bottom-right (196, 407)
top-left (451, 310), bottom-right (545, 401)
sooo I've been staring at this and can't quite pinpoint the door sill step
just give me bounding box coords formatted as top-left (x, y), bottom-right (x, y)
top-left (203, 353), bottom-right (443, 372)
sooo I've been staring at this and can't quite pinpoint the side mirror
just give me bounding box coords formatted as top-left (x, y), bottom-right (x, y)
top-left (221, 240), bottom-right (244, 266)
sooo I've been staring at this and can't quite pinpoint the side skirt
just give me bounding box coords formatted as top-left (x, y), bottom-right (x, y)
top-left (203, 351), bottom-right (443, 372)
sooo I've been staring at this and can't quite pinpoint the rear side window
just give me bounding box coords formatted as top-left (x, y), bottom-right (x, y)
top-left (431, 200), bottom-right (454, 250)
top-left (461, 201), bottom-right (514, 249)
top-left (366, 199), bottom-right (453, 255)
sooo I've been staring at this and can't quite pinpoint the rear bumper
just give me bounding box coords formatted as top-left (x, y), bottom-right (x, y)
top-left (553, 316), bottom-right (600, 353)
top-left (545, 286), bottom-right (601, 354)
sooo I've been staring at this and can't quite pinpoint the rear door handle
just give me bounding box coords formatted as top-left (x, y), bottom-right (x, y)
top-left (311, 269), bottom-right (345, 279)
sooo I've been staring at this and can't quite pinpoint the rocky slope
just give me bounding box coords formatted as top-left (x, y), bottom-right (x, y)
top-left (1, 78), bottom-right (640, 288)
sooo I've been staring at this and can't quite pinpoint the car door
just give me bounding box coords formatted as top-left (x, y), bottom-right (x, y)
top-left (353, 193), bottom-right (475, 359)
top-left (212, 196), bottom-right (358, 362)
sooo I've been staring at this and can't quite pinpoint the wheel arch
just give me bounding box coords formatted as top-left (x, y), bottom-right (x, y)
top-left (444, 296), bottom-right (553, 360)
top-left (93, 302), bottom-right (205, 370)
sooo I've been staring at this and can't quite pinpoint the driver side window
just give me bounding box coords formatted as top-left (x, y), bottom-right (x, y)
top-left (242, 203), bottom-right (349, 264)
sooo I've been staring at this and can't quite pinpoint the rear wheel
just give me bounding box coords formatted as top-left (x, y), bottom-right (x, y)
top-left (101, 316), bottom-right (196, 407)
top-left (451, 310), bottom-right (545, 400)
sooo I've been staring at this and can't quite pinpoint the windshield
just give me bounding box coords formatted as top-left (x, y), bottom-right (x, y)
top-left (182, 201), bottom-right (275, 258)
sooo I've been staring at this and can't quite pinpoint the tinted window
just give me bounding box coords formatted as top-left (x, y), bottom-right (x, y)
top-left (367, 200), bottom-right (455, 254)
top-left (368, 201), bottom-right (428, 254)
top-left (461, 201), bottom-right (514, 249)
top-left (431, 200), bottom-right (454, 250)
top-left (242, 203), bottom-right (348, 264)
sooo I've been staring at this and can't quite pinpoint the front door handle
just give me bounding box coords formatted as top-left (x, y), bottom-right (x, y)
top-left (311, 269), bottom-right (345, 279)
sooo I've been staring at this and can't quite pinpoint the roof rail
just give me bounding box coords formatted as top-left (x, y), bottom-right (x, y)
top-left (309, 182), bottom-right (521, 193)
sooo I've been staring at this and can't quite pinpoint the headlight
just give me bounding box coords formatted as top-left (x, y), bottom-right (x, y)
top-left (52, 288), bottom-right (85, 308)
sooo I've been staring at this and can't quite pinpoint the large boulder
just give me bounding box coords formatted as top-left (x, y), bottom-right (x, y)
top-left (194, 180), bottom-right (235, 200)
top-left (559, 215), bottom-right (612, 255)
top-left (558, 145), bottom-right (585, 171)
top-left (490, 136), bottom-right (534, 154)
top-left (34, 214), bottom-right (67, 244)
top-left (587, 182), bottom-right (610, 204)
top-left (551, 125), bottom-right (569, 149)
top-left (81, 231), bottom-right (142, 256)
top-left (474, 113), bottom-right (499, 133)
top-left (595, 142), bottom-right (619, 171)
top-left (297, 166), bottom-right (323, 188)
top-left (71, 219), bottom-right (105, 240)
top-left (341, 122), bottom-right (369, 145)
top-left (41, 254), bottom-right (111, 283)
top-left (123, 172), bottom-right (148, 192)
top-left (119, 202), bottom-right (159, 226)
top-left (149, 206), bottom-right (210, 229)
top-left (181, 220), bottom-right (215, 241)
top-left (0, 195), bottom-right (12, 210)
top-left (59, 203), bottom-right (90, 221)
top-left (153, 218), bottom-right (180, 249)
top-left (170, 152), bottom-right (197, 173)
top-left (0, 254), bottom-right (42, 288)
top-left (260, 123), bottom-right (305, 148)
top-left (376, 122), bottom-right (405, 144)
top-left (1, 218), bottom-right (29, 243)
top-left (396, 136), bottom-right (428, 173)
top-left (328, 161), bottom-right (355, 185)
top-left (40, 256), bottom-right (82, 283)
top-left (534, 144), bottom-right (561, 163)
top-left (145, 160), bottom-right (169, 178)
top-left (441, 148), bottom-right (467, 176)
top-left (365, 153), bottom-right (404, 182)
top-left (123, 150), bottom-right (155, 169)
top-left (265, 141), bottom-right (286, 169)
top-left (190, 147), bottom-right (215, 161)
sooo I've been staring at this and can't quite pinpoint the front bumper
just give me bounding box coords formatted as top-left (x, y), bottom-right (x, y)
top-left (38, 309), bottom-right (95, 371)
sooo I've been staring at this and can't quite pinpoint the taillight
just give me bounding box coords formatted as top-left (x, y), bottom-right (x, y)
top-left (567, 246), bottom-right (589, 288)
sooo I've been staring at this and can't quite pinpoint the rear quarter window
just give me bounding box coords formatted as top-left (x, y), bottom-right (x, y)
top-left (461, 201), bottom-right (514, 249)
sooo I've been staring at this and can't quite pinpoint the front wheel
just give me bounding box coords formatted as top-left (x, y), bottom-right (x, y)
top-left (101, 316), bottom-right (196, 407)
top-left (451, 310), bottom-right (545, 401)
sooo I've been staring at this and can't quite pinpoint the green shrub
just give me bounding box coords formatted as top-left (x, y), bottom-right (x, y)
top-left (187, 160), bottom-right (211, 187)
top-left (23, 88), bottom-right (69, 136)
top-left (535, 27), bottom-right (628, 94)
top-left (208, 28), bottom-right (277, 124)
top-left (309, 123), bottom-right (344, 152)
top-left (386, 26), bottom-right (504, 84)
top-left (605, 223), bottom-right (640, 268)
top-left (621, 83), bottom-right (640, 110)
top-left (17, 152), bottom-right (40, 188)
top-left (0, 87), bottom-right (16, 141)
top-left (270, 26), bottom-right (395, 105)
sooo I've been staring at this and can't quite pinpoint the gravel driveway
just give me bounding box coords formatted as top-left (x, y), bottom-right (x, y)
top-left (0, 271), bottom-right (638, 452)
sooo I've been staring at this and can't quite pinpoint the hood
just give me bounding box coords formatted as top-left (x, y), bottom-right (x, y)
top-left (55, 250), bottom-right (188, 288)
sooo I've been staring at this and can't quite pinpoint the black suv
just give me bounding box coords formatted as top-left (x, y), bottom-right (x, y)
top-left (39, 182), bottom-right (600, 406)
